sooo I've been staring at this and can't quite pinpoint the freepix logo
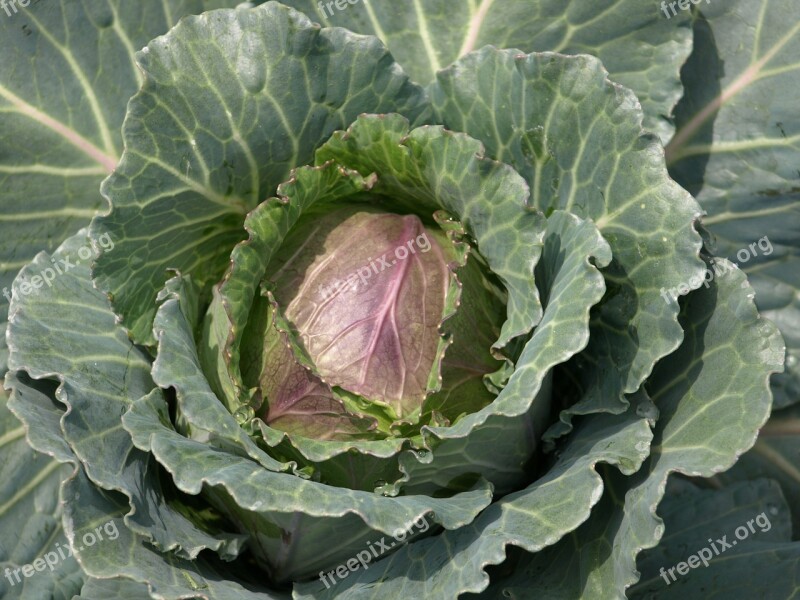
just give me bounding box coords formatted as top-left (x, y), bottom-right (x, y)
top-left (659, 235), bottom-right (773, 303)
top-left (4, 520), bottom-right (119, 586)
top-left (659, 511), bottom-right (772, 585)
top-left (2, 233), bottom-right (115, 305)
top-left (1, 0), bottom-right (31, 18)
top-left (318, 515), bottom-right (430, 589)
top-left (660, 0), bottom-right (712, 19)
top-left (318, 232), bottom-right (432, 300)
top-left (317, 0), bottom-right (361, 18)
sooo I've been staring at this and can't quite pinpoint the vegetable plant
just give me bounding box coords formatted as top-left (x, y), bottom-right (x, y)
top-left (0, 1), bottom-right (797, 598)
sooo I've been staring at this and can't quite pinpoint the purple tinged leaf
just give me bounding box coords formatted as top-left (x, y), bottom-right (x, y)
top-left (269, 208), bottom-right (451, 418)
top-left (257, 311), bottom-right (378, 441)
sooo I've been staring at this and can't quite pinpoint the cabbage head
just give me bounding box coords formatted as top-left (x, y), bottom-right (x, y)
top-left (1, 2), bottom-right (796, 599)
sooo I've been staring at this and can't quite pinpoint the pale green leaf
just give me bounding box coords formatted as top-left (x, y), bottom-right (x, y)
top-left (63, 470), bottom-right (283, 600)
top-left (0, 0), bottom-right (258, 375)
top-left (508, 263), bottom-right (784, 598)
top-left (91, 1), bottom-right (429, 345)
top-left (5, 232), bottom-right (248, 564)
top-left (76, 577), bottom-right (154, 600)
top-left (282, 0), bottom-right (692, 140)
top-left (294, 400), bottom-right (652, 599)
top-left (430, 48), bottom-right (706, 432)
top-left (0, 385), bottom-right (81, 600)
top-left (632, 479), bottom-right (796, 599)
top-left (667, 0), bottom-right (800, 409)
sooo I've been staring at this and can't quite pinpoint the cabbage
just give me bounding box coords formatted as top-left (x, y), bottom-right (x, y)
top-left (0, 2), bottom-right (797, 598)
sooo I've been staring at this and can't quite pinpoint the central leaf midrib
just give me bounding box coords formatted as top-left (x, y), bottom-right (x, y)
top-left (0, 84), bottom-right (117, 172)
top-left (666, 19), bottom-right (800, 164)
top-left (23, 9), bottom-right (118, 159)
top-left (458, 0), bottom-right (497, 57)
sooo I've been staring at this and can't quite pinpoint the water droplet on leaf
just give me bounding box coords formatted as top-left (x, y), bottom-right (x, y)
top-left (233, 405), bottom-right (254, 424)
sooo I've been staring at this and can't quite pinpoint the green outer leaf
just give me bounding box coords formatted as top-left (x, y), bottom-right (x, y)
top-left (0, 0), bottom-right (259, 376)
top-left (5, 233), bottom-right (276, 598)
top-left (632, 479), bottom-right (795, 599)
top-left (256, 421), bottom-right (409, 492)
top-left (0, 8), bottom-right (273, 593)
top-left (0, 383), bottom-right (83, 600)
top-left (640, 542), bottom-right (800, 600)
top-left (159, 275), bottom-right (296, 474)
top-left (91, 1), bottom-right (430, 345)
top-left (6, 372), bottom-right (76, 466)
top-left (714, 403), bottom-right (800, 536)
top-left (138, 281), bottom-right (493, 580)
top-left (638, 258), bottom-right (783, 531)
top-left (5, 232), bottom-right (247, 564)
top-left (523, 262), bottom-right (785, 598)
top-left (430, 48), bottom-right (706, 428)
top-left (202, 285), bottom-right (246, 412)
top-left (281, 0), bottom-right (691, 140)
top-left (76, 577), bottom-right (155, 600)
top-left (666, 0), bottom-right (800, 409)
top-left (293, 399), bottom-right (652, 599)
top-left (126, 389), bottom-right (493, 582)
top-left (62, 469), bottom-right (282, 600)
top-left (486, 475), bottom-right (791, 600)
top-left (421, 234), bottom-right (506, 424)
